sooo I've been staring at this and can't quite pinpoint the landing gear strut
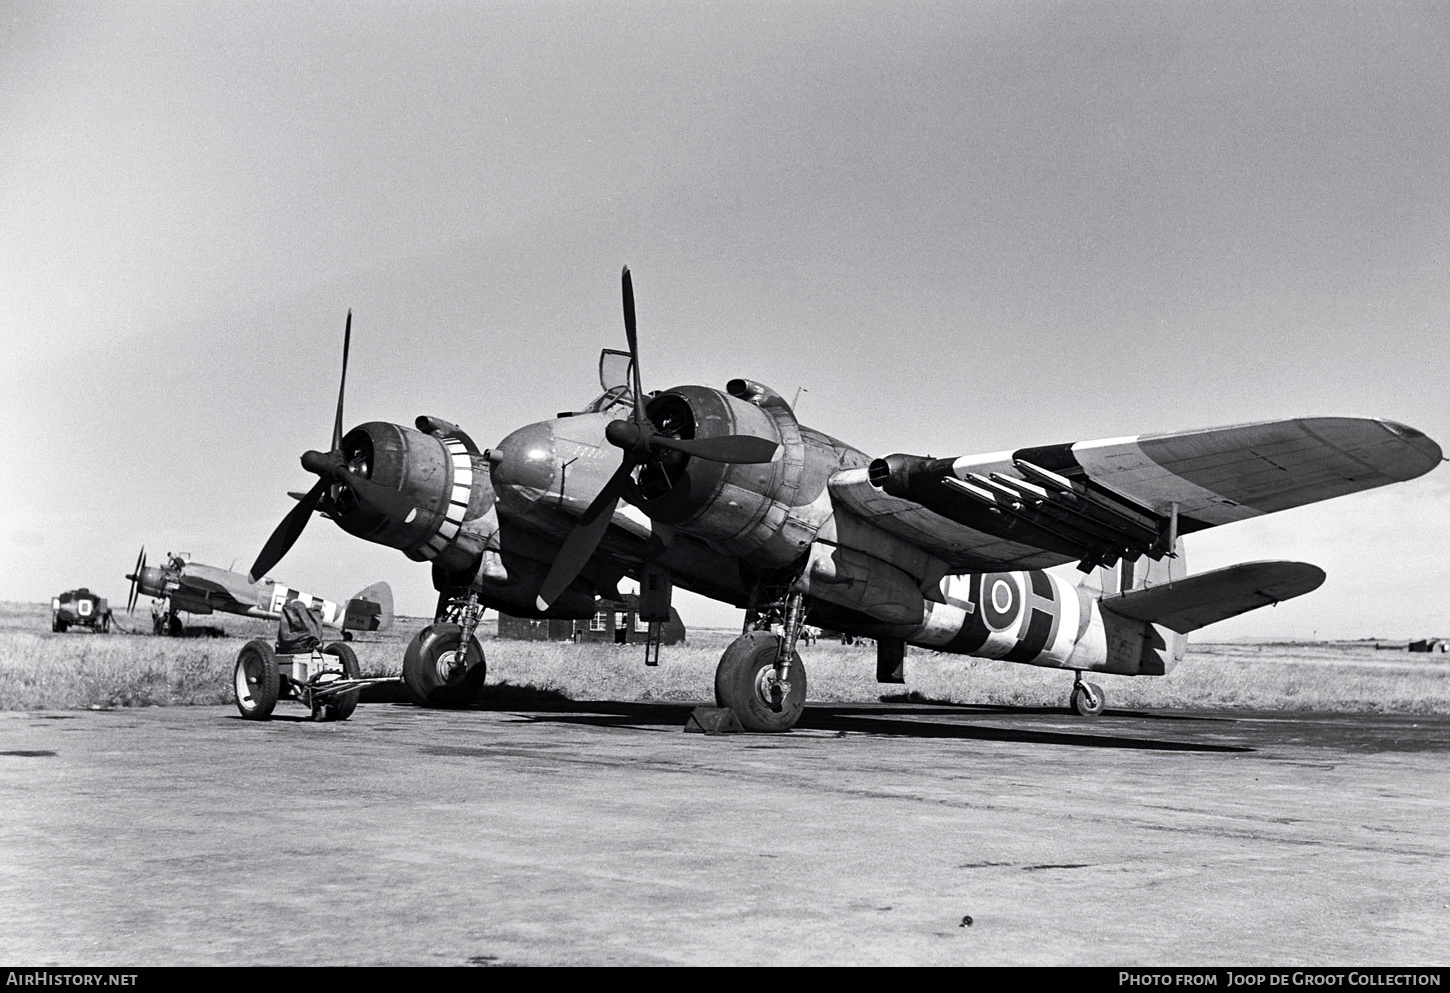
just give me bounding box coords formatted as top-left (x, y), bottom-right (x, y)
top-left (715, 589), bottom-right (809, 732)
top-left (1070, 672), bottom-right (1105, 717)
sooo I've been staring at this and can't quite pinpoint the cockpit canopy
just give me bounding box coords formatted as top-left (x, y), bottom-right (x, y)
top-left (575, 349), bottom-right (640, 414)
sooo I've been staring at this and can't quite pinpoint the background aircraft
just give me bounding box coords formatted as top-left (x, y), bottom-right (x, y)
top-left (249, 270), bottom-right (1442, 726)
top-left (126, 547), bottom-right (392, 638)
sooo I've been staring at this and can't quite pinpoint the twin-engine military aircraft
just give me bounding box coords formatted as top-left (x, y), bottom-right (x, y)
top-left (248, 271), bottom-right (1442, 728)
top-left (126, 548), bottom-right (392, 638)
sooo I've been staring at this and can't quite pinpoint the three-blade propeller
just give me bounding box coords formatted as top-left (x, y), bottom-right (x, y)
top-left (125, 546), bottom-right (146, 613)
top-left (248, 312), bottom-right (415, 584)
top-left (534, 267), bottom-right (779, 611)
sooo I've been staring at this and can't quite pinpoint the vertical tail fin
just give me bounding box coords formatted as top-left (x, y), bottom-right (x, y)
top-left (343, 581), bottom-right (394, 633)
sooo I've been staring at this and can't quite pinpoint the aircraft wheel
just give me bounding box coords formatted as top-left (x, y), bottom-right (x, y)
top-left (168, 615), bottom-right (184, 637)
top-left (714, 631), bottom-right (807, 733)
top-left (1072, 680), bottom-right (1105, 718)
top-left (234, 640), bottom-right (280, 720)
top-left (52, 619), bottom-right (67, 633)
top-left (402, 624), bottom-right (487, 707)
top-left (312, 642), bottom-right (363, 721)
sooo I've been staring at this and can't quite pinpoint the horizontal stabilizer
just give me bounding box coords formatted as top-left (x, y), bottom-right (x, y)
top-left (1098, 561), bottom-right (1325, 634)
top-left (344, 581), bottom-right (394, 632)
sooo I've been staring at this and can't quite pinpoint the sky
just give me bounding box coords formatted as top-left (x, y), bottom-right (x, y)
top-left (3, 1), bottom-right (1448, 640)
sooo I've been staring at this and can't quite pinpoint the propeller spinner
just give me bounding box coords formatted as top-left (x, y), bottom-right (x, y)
top-left (248, 312), bottom-right (417, 583)
top-left (533, 267), bottom-right (779, 611)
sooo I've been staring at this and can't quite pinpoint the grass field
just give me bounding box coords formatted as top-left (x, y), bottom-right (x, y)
top-left (2, 600), bottom-right (1447, 714)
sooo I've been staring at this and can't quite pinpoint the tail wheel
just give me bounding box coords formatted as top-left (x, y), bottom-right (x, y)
top-left (313, 642), bottom-right (362, 722)
top-left (1072, 680), bottom-right (1105, 717)
top-left (402, 623), bottom-right (487, 707)
top-left (714, 631), bottom-right (807, 733)
top-left (234, 640), bottom-right (280, 720)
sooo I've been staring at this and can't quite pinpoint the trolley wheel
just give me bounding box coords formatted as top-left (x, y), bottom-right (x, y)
top-left (402, 623), bottom-right (487, 707)
top-left (312, 642), bottom-right (363, 722)
top-left (234, 640), bottom-right (279, 720)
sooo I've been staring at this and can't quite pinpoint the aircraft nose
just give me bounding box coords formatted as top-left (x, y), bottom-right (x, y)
top-left (488, 422), bottom-right (558, 497)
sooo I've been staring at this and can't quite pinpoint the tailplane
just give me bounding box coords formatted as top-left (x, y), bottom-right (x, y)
top-left (1093, 558), bottom-right (1325, 676)
top-left (1101, 561), bottom-right (1326, 634)
top-left (343, 581), bottom-right (394, 633)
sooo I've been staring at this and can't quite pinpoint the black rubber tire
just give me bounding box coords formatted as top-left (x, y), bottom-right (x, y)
top-left (713, 631), bottom-right (807, 733)
top-left (1072, 681), bottom-right (1105, 717)
top-left (52, 619), bottom-right (66, 633)
top-left (314, 643), bottom-right (362, 722)
top-left (402, 624), bottom-right (487, 707)
top-left (235, 640), bottom-right (280, 720)
top-left (168, 615), bottom-right (184, 637)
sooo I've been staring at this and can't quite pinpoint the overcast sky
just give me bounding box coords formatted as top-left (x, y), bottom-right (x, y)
top-left (3, 1), bottom-right (1448, 639)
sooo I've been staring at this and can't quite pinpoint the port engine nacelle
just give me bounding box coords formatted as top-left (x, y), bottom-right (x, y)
top-left (331, 420), bottom-right (494, 572)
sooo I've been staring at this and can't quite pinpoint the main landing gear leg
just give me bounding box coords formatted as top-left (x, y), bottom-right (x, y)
top-left (401, 591), bottom-right (488, 707)
top-left (1070, 672), bottom-right (1105, 717)
top-left (714, 591), bottom-right (808, 733)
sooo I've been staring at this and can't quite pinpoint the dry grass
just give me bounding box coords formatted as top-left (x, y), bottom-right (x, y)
top-left (2, 601), bottom-right (1447, 713)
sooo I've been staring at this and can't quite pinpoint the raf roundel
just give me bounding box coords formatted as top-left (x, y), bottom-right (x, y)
top-left (981, 573), bottom-right (1023, 633)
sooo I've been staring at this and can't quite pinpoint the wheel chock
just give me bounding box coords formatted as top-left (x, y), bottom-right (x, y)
top-left (684, 706), bottom-right (744, 734)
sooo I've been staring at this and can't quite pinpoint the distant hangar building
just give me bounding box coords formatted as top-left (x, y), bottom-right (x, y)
top-left (1408, 638), bottom-right (1449, 653)
top-left (498, 595), bottom-right (686, 645)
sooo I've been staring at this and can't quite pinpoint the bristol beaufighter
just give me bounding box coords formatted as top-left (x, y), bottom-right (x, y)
top-left (247, 272), bottom-right (1442, 728)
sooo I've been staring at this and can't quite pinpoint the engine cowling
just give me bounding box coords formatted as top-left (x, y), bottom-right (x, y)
top-left (629, 380), bottom-right (825, 568)
top-left (331, 420), bottom-right (494, 570)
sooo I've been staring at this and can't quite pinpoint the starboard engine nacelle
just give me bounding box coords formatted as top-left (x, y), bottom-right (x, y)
top-left (629, 380), bottom-right (838, 568)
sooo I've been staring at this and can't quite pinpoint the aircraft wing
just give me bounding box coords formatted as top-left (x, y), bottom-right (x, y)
top-left (838, 417), bottom-right (1441, 573)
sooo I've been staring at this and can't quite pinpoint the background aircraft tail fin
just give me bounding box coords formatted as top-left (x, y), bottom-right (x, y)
top-left (343, 581), bottom-right (394, 633)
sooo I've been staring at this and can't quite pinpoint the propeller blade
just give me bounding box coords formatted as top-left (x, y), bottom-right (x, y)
top-left (621, 267), bottom-right (645, 424)
top-left (535, 463), bottom-right (633, 612)
top-left (249, 479), bottom-right (327, 583)
top-left (649, 433), bottom-right (779, 464)
top-left (604, 417), bottom-right (779, 465)
top-left (333, 310), bottom-right (351, 452)
top-left (126, 546), bottom-right (145, 613)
